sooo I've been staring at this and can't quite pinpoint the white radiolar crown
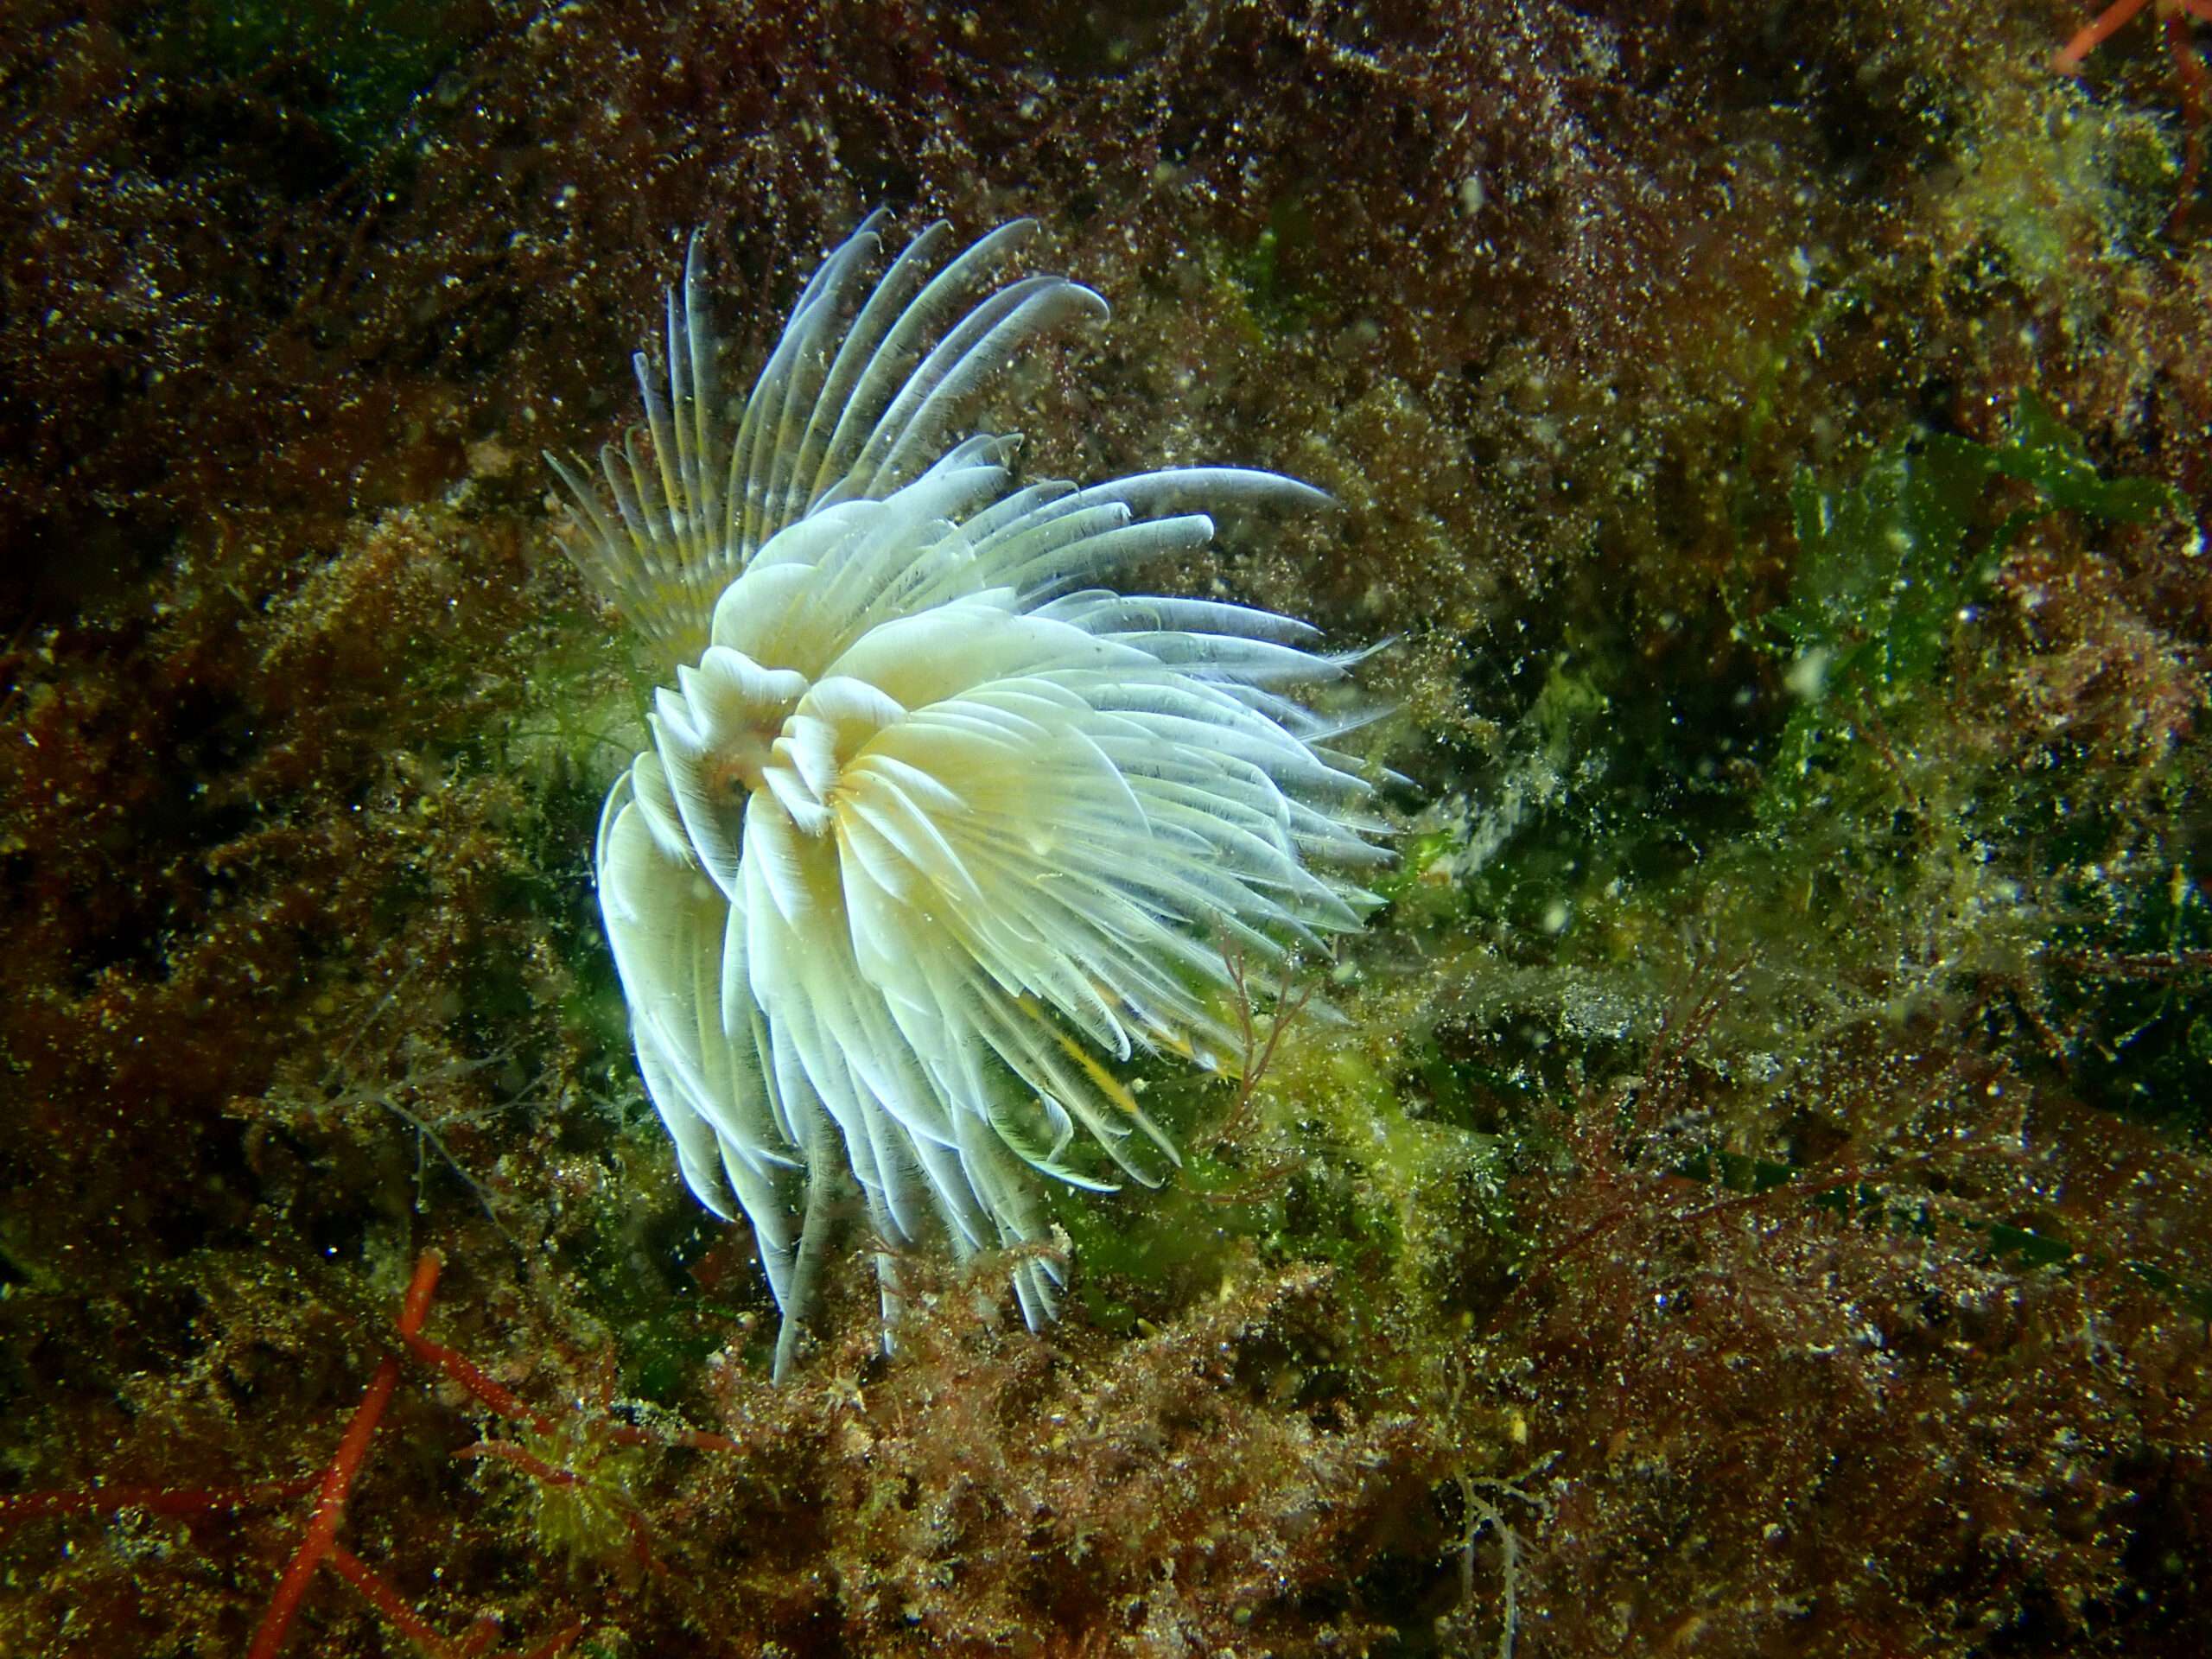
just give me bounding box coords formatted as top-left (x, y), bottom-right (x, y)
top-left (549, 211), bottom-right (1389, 1378)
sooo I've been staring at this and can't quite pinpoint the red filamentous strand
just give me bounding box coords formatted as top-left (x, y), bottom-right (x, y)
top-left (245, 1248), bottom-right (445, 1659)
top-left (402, 1327), bottom-right (555, 1433)
top-left (324, 1541), bottom-right (459, 1655)
top-left (0, 1475), bottom-right (316, 1522)
top-left (2055, 0), bottom-right (2152, 74)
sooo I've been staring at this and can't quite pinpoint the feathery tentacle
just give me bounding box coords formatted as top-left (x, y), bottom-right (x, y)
top-left (552, 216), bottom-right (1389, 1372)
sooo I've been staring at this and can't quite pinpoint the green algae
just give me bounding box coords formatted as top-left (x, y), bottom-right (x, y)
top-left (1762, 395), bottom-right (2183, 825)
top-left (149, 0), bottom-right (474, 164)
top-left (1231, 198), bottom-right (1332, 338)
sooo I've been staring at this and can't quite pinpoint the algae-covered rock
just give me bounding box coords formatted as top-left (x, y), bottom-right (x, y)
top-left (3, 3), bottom-right (2209, 1656)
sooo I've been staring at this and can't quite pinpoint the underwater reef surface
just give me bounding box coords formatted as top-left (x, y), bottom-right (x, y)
top-left (2, 1), bottom-right (2209, 1654)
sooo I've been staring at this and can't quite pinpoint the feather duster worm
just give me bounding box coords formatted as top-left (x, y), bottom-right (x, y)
top-left (550, 214), bottom-right (1388, 1376)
